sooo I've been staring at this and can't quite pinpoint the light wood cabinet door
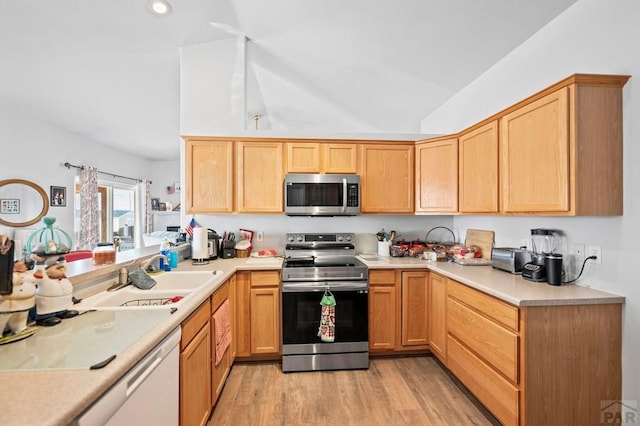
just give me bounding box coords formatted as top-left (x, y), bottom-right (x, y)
top-left (184, 139), bottom-right (234, 213)
top-left (360, 144), bottom-right (414, 213)
top-left (236, 141), bottom-right (284, 212)
top-left (368, 284), bottom-right (397, 351)
top-left (500, 88), bottom-right (569, 213)
top-left (415, 138), bottom-right (458, 213)
top-left (250, 286), bottom-right (280, 354)
top-left (286, 142), bottom-right (320, 173)
top-left (210, 281), bottom-right (231, 406)
top-left (428, 273), bottom-right (447, 361)
top-left (180, 324), bottom-right (211, 426)
top-left (234, 271), bottom-right (251, 358)
top-left (228, 274), bottom-right (237, 362)
top-left (459, 121), bottom-right (498, 213)
top-left (322, 143), bottom-right (357, 173)
top-left (401, 271), bottom-right (429, 347)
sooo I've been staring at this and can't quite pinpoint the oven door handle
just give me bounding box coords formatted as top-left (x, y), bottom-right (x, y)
top-left (283, 274), bottom-right (365, 281)
top-left (282, 281), bottom-right (368, 292)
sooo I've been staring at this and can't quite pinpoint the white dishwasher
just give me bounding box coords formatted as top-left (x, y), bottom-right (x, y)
top-left (75, 327), bottom-right (181, 426)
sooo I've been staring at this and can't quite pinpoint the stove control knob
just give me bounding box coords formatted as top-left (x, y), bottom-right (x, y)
top-left (345, 235), bottom-right (352, 242)
top-left (296, 236), bottom-right (303, 242)
top-left (337, 235), bottom-right (344, 241)
top-left (288, 236), bottom-right (295, 242)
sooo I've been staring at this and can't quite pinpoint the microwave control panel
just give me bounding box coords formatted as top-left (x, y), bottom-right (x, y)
top-left (347, 183), bottom-right (359, 207)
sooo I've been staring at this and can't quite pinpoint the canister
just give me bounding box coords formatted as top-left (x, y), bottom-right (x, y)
top-left (93, 242), bottom-right (116, 265)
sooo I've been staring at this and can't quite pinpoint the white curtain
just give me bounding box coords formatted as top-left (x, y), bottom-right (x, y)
top-left (79, 166), bottom-right (99, 250)
top-left (135, 179), bottom-right (152, 248)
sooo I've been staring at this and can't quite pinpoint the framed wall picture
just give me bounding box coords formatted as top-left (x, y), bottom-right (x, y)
top-left (158, 202), bottom-right (167, 211)
top-left (0, 199), bottom-right (20, 214)
top-left (50, 186), bottom-right (66, 207)
top-left (151, 198), bottom-right (160, 210)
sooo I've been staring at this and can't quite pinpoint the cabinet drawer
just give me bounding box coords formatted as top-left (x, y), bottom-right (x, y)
top-left (181, 299), bottom-right (211, 349)
top-left (448, 297), bottom-right (518, 383)
top-left (250, 271), bottom-right (280, 287)
top-left (448, 335), bottom-right (518, 426)
top-left (211, 280), bottom-right (229, 311)
top-left (448, 280), bottom-right (518, 331)
top-left (369, 269), bottom-right (396, 285)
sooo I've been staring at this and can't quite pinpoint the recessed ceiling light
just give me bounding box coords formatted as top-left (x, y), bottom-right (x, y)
top-left (148, 0), bottom-right (172, 15)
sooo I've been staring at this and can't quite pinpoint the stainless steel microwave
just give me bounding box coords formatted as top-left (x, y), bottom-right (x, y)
top-left (284, 174), bottom-right (360, 216)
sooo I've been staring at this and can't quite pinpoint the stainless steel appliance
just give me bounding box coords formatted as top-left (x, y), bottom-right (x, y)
top-left (284, 174), bottom-right (360, 216)
top-left (281, 232), bottom-right (369, 372)
top-left (491, 247), bottom-right (531, 274)
top-left (522, 229), bottom-right (561, 282)
top-left (207, 229), bottom-right (220, 260)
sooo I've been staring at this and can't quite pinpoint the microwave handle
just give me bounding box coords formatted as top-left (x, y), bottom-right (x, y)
top-left (342, 178), bottom-right (347, 212)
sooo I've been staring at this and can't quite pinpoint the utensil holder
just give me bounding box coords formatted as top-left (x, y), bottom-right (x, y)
top-left (377, 241), bottom-right (391, 257)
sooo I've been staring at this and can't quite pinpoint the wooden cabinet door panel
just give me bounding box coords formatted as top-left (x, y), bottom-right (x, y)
top-left (236, 142), bottom-right (284, 212)
top-left (287, 142), bottom-right (320, 173)
top-left (234, 271), bottom-right (251, 357)
top-left (447, 280), bottom-right (518, 332)
top-left (415, 139), bottom-right (458, 213)
top-left (323, 143), bottom-right (357, 173)
top-left (360, 144), bottom-right (414, 213)
top-left (368, 285), bottom-right (396, 351)
top-left (459, 121), bottom-right (498, 213)
top-left (500, 88), bottom-right (569, 212)
top-left (428, 273), bottom-right (447, 360)
top-left (250, 287), bottom-right (280, 354)
top-left (180, 324), bottom-right (211, 426)
top-left (185, 140), bottom-right (234, 213)
top-left (447, 298), bottom-right (518, 383)
top-left (401, 271), bottom-right (429, 347)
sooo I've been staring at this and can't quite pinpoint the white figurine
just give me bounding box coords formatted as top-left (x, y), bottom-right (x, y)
top-left (0, 261), bottom-right (37, 344)
top-left (32, 255), bottom-right (78, 326)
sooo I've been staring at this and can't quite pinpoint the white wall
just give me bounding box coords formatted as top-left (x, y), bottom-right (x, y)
top-left (0, 104), bottom-right (153, 249)
top-left (421, 0), bottom-right (640, 402)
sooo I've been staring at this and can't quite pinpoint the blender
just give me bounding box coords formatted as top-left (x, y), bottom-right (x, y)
top-left (522, 229), bottom-right (561, 282)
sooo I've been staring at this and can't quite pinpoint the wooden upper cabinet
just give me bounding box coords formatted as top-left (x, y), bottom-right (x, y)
top-left (236, 141), bottom-right (284, 213)
top-left (415, 138), bottom-right (458, 213)
top-left (459, 121), bottom-right (499, 213)
top-left (184, 139), bottom-right (234, 213)
top-left (286, 142), bottom-right (357, 174)
top-left (501, 88), bottom-right (570, 213)
top-left (500, 75), bottom-right (628, 215)
top-left (359, 144), bottom-right (414, 213)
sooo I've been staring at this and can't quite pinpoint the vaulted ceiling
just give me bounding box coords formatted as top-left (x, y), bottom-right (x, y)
top-left (0, 0), bottom-right (577, 160)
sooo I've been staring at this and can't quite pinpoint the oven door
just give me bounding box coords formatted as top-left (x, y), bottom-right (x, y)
top-left (281, 282), bottom-right (368, 351)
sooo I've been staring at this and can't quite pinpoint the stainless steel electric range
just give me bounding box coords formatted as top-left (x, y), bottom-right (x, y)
top-left (281, 232), bottom-right (369, 373)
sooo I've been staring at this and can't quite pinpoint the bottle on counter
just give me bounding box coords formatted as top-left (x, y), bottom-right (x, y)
top-left (93, 242), bottom-right (116, 266)
top-left (159, 238), bottom-right (171, 270)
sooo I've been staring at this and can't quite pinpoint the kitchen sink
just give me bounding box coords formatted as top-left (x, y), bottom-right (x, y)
top-left (76, 288), bottom-right (193, 310)
top-left (151, 270), bottom-right (224, 290)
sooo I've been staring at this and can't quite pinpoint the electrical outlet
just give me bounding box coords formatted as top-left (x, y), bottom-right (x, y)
top-left (573, 243), bottom-right (585, 262)
top-left (257, 231), bottom-right (264, 242)
top-left (587, 245), bottom-right (602, 264)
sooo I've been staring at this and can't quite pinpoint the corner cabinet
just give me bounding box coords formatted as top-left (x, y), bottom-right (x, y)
top-left (500, 75), bottom-right (629, 215)
top-left (236, 141), bottom-right (284, 213)
top-left (184, 139), bottom-right (234, 213)
top-left (359, 144), bottom-right (414, 213)
top-left (415, 138), bottom-right (458, 213)
top-left (459, 121), bottom-right (498, 213)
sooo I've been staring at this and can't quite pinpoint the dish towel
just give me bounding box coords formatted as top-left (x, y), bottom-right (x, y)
top-left (213, 299), bottom-right (232, 365)
top-left (318, 289), bottom-right (336, 342)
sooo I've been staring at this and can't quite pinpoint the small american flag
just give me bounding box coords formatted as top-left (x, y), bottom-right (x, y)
top-left (185, 217), bottom-right (198, 237)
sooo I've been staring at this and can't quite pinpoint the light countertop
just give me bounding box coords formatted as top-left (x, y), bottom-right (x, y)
top-left (2, 252), bottom-right (623, 425)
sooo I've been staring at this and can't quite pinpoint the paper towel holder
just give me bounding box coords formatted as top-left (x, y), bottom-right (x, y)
top-left (191, 227), bottom-right (210, 265)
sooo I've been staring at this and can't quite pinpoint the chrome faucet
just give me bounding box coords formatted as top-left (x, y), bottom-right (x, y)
top-left (141, 254), bottom-right (168, 272)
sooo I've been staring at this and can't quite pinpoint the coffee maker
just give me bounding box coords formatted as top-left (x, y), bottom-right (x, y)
top-left (207, 229), bottom-right (220, 260)
top-left (522, 229), bottom-right (561, 282)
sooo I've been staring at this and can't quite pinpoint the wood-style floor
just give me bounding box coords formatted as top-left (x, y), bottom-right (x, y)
top-left (208, 355), bottom-right (499, 425)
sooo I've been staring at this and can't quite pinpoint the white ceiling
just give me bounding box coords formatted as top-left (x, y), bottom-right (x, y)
top-left (0, 0), bottom-right (578, 161)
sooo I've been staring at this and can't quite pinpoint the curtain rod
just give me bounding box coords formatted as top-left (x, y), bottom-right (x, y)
top-left (63, 162), bottom-right (152, 184)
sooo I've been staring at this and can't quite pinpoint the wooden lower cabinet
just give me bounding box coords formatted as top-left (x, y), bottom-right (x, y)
top-left (211, 279), bottom-right (232, 406)
top-left (180, 301), bottom-right (212, 426)
top-left (428, 272), bottom-right (446, 361)
top-left (368, 269), bottom-right (429, 353)
top-left (235, 270), bottom-right (281, 358)
top-left (444, 278), bottom-right (622, 426)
